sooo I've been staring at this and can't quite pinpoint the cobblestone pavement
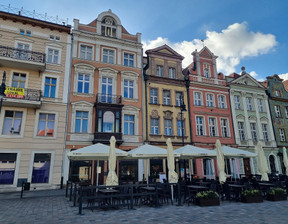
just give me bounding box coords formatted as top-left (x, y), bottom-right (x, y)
top-left (0, 190), bottom-right (287, 224)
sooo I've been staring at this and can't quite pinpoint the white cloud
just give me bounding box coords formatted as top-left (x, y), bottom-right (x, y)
top-left (279, 73), bottom-right (288, 81)
top-left (142, 22), bottom-right (277, 75)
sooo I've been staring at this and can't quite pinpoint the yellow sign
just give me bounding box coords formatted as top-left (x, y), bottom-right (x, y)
top-left (4, 87), bottom-right (25, 99)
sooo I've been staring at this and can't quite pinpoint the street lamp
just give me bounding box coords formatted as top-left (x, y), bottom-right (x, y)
top-left (180, 94), bottom-right (187, 181)
top-left (0, 71), bottom-right (6, 113)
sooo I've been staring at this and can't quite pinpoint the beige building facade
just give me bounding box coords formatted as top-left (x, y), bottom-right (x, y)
top-left (0, 11), bottom-right (71, 192)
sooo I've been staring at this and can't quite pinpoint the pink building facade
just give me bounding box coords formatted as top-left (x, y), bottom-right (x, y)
top-left (185, 47), bottom-right (236, 179)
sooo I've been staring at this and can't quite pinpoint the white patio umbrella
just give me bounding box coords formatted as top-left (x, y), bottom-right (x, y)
top-left (256, 142), bottom-right (269, 181)
top-left (283, 147), bottom-right (288, 175)
top-left (166, 138), bottom-right (178, 183)
top-left (174, 145), bottom-right (216, 158)
top-left (215, 140), bottom-right (226, 184)
top-left (213, 146), bottom-right (257, 158)
top-left (106, 136), bottom-right (118, 186)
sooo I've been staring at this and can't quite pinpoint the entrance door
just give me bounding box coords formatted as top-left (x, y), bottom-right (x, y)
top-left (243, 158), bottom-right (251, 177)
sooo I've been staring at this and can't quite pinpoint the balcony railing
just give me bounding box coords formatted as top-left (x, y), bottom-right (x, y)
top-left (0, 45), bottom-right (46, 63)
top-left (191, 75), bottom-right (226, 86)
top-left (93, 132), bottom-right (123, 144)
top-left (4, 86), bottom-right (41, 101)
top-left (96, 94), bottom-right (122, 104)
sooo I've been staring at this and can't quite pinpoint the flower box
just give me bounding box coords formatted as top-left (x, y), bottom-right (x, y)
top-left (267, 194), bottom-right (287, 201)
top-left (196, 197), bottom-right (220, 206)
top-left (241, 195), bottom-right (263, 203)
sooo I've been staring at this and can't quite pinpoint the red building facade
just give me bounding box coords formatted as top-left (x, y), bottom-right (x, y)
top-left (185, 47), bottom-right (236, 179)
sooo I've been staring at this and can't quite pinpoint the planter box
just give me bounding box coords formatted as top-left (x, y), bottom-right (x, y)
top-left (196, 198), bottom-right (220, 206)
top-left (241, 195), bottom-right (263, 203)
top-left (267, 194), bottom-right (287, 201)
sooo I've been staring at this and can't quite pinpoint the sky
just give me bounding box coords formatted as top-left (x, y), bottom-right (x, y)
top-left (2, 0), bottom-right (288, 81)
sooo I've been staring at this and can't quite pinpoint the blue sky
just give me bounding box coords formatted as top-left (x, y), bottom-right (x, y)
top-left (2, 0), bottom-right (288, 81)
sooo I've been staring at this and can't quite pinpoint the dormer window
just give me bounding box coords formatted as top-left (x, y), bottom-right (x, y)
top-left (203, 63), bottom-right (211, 78)
top-left (101, 17), bottom-right (116, 37)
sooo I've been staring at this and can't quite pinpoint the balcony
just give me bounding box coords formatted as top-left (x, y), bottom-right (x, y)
top-left (96, 94), bottom-right (122, 105)
top-left (93, 132), bottom-right (123, 145)
top-left (0, 45), bottom-right (46, 72)
top-left (190, 75), bottom-right (226, 86)
top-left (2, 87), bottom-right (42, 108)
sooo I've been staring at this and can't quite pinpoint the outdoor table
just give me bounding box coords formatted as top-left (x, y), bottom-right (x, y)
top-left (187, 185), bottom-right (208, 190)
top-left (229, 184), bottom-right (244, 201)
top-left (141, 186), bottom-right (155, 191)
top-left (98, 189), bottom-right (119, 206)
top-left (258, 183), bottom-right (274, 187)
top-left (139, 186), bottom-right (158, 206)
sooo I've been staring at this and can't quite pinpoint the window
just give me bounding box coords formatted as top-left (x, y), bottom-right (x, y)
top-left (26, 30), bottom-right (31, 36)
top-left (17, 43), bottom-right (29, 60)
top-left (203, 63), bottom-right (211, 78)
top-left (250, 123), bottom-right (257, 141)
top-left (75, 111), bottom-right (88, 133)
top-left (196, 116), bottom-right (205, 136)
top-left (163, 90), bottom-right (171, 105)
top-left (12, 73), bottom-right (26, 88)
top-left (124, 53), bottom-right (134, 67)
top-left (37, 113), bottom-right (55, 137)
top-left (246, 97), bottom-right (253, 111)
top-left (262, 124), bottom-right (269, 142)
top-left (47, 48), bottom-right (59, 64)
top-left (101, 77), bottom-right (113, 102)
top-left (208, 117), bottom-right (217, 137)
top-left (285, 106), bottom-right (288, 118)
top-left (151, 118), bottom-right (159, 135)
top-left (101, 17), bottom-right (116, 37)
top-left (80, 45), bottom-right (92, 60)
top-left (0, 153), bottom-right (17, 184)
top-left (257, 99), bottom-right (264, 112)
top-left (103, 111), bottom-right (115, 133)
top-left (238, 121), bottom-right (245, 141)
top-left (19, 29), bottom-right (25, 35)
top-left (279, 129), bottom-right (286, 142)
top-left (150, 88), bottom-right (158, 104)
top-left (275, 90), bottom-right (280, 97)
top-left (164, 119), bottom-right (172, 136)
top-left (175, 92), bottom-right (183, 107)
top-left (124, 80), bottom-right (134, 99)
top-left (103, 49), bottom-right (115, 64)
top-left (221, 118), bottom-right (229, 137)
top-left (124, 115), bottom-right (135, 135)
top-left (194, 92), bottom-right (202, 106)
top-left (177, 120), bottom-right (184, 136)
top-left (77, 74), bottom-right (90, 94)
top-left (169, 67), bottom-right (176, 79)
top-left (218, 95), bottom-right (226, 108)
top-left (234, 95), bottom-right (241, 109)
top-left (32, 153), bottom-right (51, 183)
top-left (44, 77), bottom-right (56, 98)
top-left (2, 111), bottom-right (23, 135)
top-left (97, 110), bottom-right (119, 133)
top-left (203, 158), bottom-right (214, 179)
top-left (206, 94), bottom-right (214, 107)
top-left (157, 65), bottom-right (163, 77)
top-left (274, 105), bottom-right (281, 118)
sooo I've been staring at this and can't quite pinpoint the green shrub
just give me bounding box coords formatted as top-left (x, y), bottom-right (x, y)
top-left (267, 187), bottom-right (286, 196)
top-left (242, 189), bottom-right (262, 197)
top-left (196, 190), bottom-right (219, 199)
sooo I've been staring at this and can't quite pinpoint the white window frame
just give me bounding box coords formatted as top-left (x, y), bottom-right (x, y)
top-left (122, 105), bottom-right (140, 140)
top-left (121, 71), bottom-right (139, 100)
top-left (150, 88), bottom-right (158, 104)
top-left (79, 44), bottom-right (93, 61)
top-left (218, 95), bottom-right (226, 109)
top-left (0, 108), bottom-right (27, 138)
top-left (238, 121), bottom-right (245, 141)
top-left (42, 74), bottom-right (59, 99)
top-left (257, 99), bottom-right (264, 112)
top-left (46, 47), bottom-right (61, 64)
top-left (234, 95), bottom-right (241, 110)
top-left (246, 97), bottom-right (253, 111)
top-left (206, 93), bottom-right (215, 107)
top-left (250, 122), bottom-right (257, 142)
top-left (163, 90), bottom-right (171, 105)
top-left (196, 116), bottom-right (205, 136)
top-left (220, 118), bottom-right (230, 137)
top-left (28, 151), bottom-right (55, 185)
top-left (175, 92), bottom-right (183, 107)
top-left (73, 64), bottom-right (95, 96)
top-left (151, 118), bottom-right (159, 135)
top-left (274, 105), bottom-right (281, 118)
top-left (123, 52), bottom-right (135, 67)
top-left (0, 150), bottom-right (21, 186)
top-left (203, 63), bottom-right (211, 78)
top-left (102, 48), bottom-right (115, 64)
top-left (261, 123), bottom-right (269, 142)
top-left (279, 129), bottom-right (286, 142)
top-left (169, 67), bottom-right (176, 79)
top-left (157, 65), bottom-right (163, 77)
top-left (164, 119), bottom-right (173, 136)
top-left (33, 110), bottom-right (58, 139)
top-left (194, 92), bottom-right (203, 106)
top-left (208, 117), bottom-right (217, 137)
top-left (202, 158), bottom-right (215, 179)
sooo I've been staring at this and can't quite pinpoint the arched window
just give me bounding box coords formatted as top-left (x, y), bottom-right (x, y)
top-left (101, 17), bottom-right (116, 37)
top-left (103, 111), bottom-right (114, 132)
top-left (269, 155), bottom-right (276, 174)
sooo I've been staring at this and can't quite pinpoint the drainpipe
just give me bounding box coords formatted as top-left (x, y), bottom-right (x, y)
top-left (143, 55), bottom-right (149, 142)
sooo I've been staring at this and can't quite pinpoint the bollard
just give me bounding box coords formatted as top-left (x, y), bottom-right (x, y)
top-left (65, 181), bottom-right (69, 197)
top-left (129, 185), bottom-right (134, 210)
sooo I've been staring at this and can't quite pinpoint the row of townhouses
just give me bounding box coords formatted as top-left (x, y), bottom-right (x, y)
top-left (0, 9), bottom-right (287, 192)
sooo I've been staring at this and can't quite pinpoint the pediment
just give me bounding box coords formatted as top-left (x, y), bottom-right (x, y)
top-left (231, 73), bottom-right (265, 89)
top-left (14, 36), bottom-right (34, 43)
top-left (146, 44), bottom-right (184, 59)
top-left (199, 46), bottom-right (217, 59)
top-left (71, 100), bottom-right (94, 107)
top-left (260, 116), bottom-right (269, 122)
top-left (99, 67), bottom-right (118, 74)
top-left (248, 115), bottom-right (257, 121)
top-left (236, 114), bottom-right (245, 120)
top-left (74, 63), bottom-right (96, 71)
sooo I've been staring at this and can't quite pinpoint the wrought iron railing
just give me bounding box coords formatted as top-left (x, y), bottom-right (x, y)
top-left (96, 93), bottom-right (122, 104)
top-left (4, 86), bottom-right (41, 101)
top-left (0, 45), bottom-right (46, 63)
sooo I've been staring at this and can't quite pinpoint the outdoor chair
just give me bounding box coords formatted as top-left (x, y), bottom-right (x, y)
top-left (158, 183), bottom-right (173, 205)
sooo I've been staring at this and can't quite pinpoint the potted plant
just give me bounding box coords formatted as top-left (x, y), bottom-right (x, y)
top-left (196, 191), bottom-right (220, 206)
top-left (267, 187), bottom-right (287, 201)
top-left (241, 189), bottom-right (263, 203)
